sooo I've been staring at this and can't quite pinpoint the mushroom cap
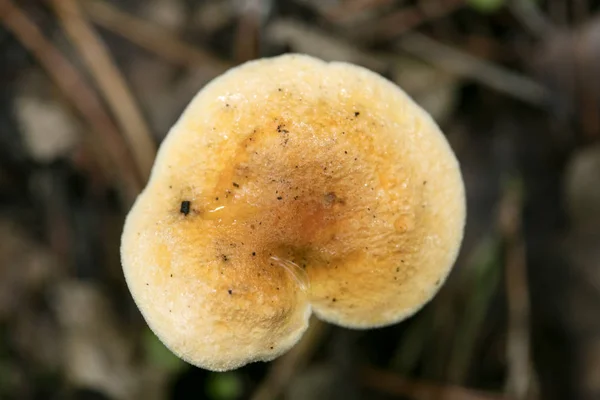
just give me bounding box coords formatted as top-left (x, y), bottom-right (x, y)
top-left (121, 54), bottom-right (465, 371)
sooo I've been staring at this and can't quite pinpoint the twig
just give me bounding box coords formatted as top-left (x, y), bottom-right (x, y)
top-left (250, 318), bottom-right (329, 400)
top-left (51, 0), bottom-right (156, 182)
top-left (499, 180), bottom-right (534, 400)
top-left (0, 0), bottom-right (141, 203)
top-left (361, 366), bottom-right (509, 400)
top-left (80, 0), bottom-right (230, 70)
top-left (233, 0), bottom-right (266, 63)
top-left (395, 33), bottom-right (550, 106)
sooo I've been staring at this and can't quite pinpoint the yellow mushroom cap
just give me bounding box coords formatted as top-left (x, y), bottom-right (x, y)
top-left (121, 54), bottom-right (466, 371)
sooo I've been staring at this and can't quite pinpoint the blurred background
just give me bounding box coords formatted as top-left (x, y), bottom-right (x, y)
top-left (1, 0), bottom-right (600, 399)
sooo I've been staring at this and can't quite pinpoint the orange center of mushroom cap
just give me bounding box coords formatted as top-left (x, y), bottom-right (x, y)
top-left (160, 84), bottom-right (425, 316)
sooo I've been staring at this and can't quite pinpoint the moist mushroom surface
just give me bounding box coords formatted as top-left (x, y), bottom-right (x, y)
top-left (121, 54), bottom-right (466, 371)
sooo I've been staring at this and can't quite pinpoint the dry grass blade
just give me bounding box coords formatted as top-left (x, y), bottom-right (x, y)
top-left (251, 318), bottom-right (329, 400)
top-left (361, 366), bottom-right (509, 400)
top-left (0, 0), bottom-right (142, 203)
top-left (80, 0), bottom-right (230, 70)
top-left (396, 33), bottom-right (549, 106)
top-left (51, 0), bottom-right (156, 182)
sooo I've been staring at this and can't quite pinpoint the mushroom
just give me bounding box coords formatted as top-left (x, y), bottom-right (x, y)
top-left (121, 54), bottom-right (466, 371)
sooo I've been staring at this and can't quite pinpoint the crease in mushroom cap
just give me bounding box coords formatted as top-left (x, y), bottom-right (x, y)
top-left (121, 53), bottom-right (466, 371)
